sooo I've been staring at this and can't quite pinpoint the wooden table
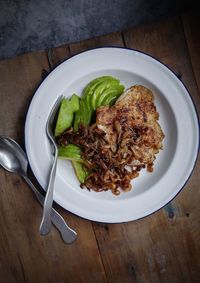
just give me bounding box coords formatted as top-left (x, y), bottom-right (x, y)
top-left (0, 11), bottom-right (199, 283)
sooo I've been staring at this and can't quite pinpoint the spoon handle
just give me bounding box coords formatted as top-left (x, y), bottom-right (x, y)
top-left (23, 176), bottom-right (77, 244)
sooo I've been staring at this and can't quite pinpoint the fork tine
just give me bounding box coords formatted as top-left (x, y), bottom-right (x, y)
top-left (46, 95), bottom-right (63, 140)
top-left (47, 95), bottom-right (63, 125)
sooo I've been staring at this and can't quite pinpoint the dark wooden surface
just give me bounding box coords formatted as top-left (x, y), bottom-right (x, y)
top-left (0, 11), bottom-right (199, 283)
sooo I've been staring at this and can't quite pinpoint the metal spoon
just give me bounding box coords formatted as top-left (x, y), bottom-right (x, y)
top-left (0, 136), bottom-right (77, 244)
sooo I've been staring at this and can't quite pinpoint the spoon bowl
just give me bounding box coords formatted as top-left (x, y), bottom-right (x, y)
top-left (0, 136), bottom-right (77, 244)
top-left (0, 136), bottom-right (27, 175)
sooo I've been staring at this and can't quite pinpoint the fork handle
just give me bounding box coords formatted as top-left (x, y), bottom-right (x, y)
top-left (40, 147), bottom-right (58, 235)
top-left (23, 176), bottom-right (77, 244)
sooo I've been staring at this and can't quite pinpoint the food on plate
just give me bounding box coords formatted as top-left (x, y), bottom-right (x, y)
top-left (54, 94), bottom-right (79, 137)
top-left (72, 160), bottom-right (89, 183)
top-left (54, 76), bottom-right (164, 195)
top-left (58, 144), bottom-right (82, 161)
top-left (55, 75), bottom-right (125, 183)
top-left (73, 76), bottom-right (125, 131)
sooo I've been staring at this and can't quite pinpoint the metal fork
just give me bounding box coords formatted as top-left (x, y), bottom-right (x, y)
top-left (40, 95), bottom-right (63, 235)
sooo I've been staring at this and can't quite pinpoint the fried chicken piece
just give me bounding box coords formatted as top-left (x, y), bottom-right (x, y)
top-left (96, 85), bottom-right (164, 168)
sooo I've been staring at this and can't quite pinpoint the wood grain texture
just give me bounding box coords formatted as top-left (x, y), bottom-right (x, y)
top-left (47, 45), bottom-right (71, 70)
top-left (123, 15), bottom-right (200, 113)
top-left (46, 42), bottom-right (108, 283)
top-left (123, 15), bottom-right (200, 282)
top-left (68, 32), bottom-right (139, 283)
top-left (182, 11), bottom-right (200, 92)
top-left (0, 51), bottom-right (49, 145)
top-left (0, 51), bottom-right (106, 282)
top-left (45, 31), bottom-right (126, 283)
top-left (0, 11), bottom-right (200, 283)
top-left (69, 31), bottom-right (124, 55)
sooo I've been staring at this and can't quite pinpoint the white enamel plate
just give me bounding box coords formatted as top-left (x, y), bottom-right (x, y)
top-left (25, 47), bottom-right (199, 223)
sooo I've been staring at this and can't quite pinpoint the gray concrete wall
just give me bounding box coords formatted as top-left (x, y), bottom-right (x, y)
top-left (0, 0), bottom-right (194, 60)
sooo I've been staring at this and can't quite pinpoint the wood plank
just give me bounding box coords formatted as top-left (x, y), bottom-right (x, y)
top-left (60, 16), bottom-right (200, 283)
top-left (44, 33), bottom-right (123, 282)
top-left (122, 16), bottom-right (200, 283)
top-left (47, 45), bottom-right (71, 69)
top-left (70, 17), bottom-right (200, 283)
top-left (2, 15), bottom-right (198, 283)
top-left (69, 31), bottom-right (124, 54)
top-left (0, 52), bottom-right (49, 145)
top-left (182, 11), bottom-right (200, 92)
top-left (46, 44), bottom-right (108, 283)
top-left (0, 51), bottom-right (107, 282)
top-left (46, 15), bottom-right (200, 283)
top-left (123, 15), bottom-right (200, 114)
top-left (66, 22), bottom-right (200, 282)
top-left (68, 32), bottom-right (139, 283)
